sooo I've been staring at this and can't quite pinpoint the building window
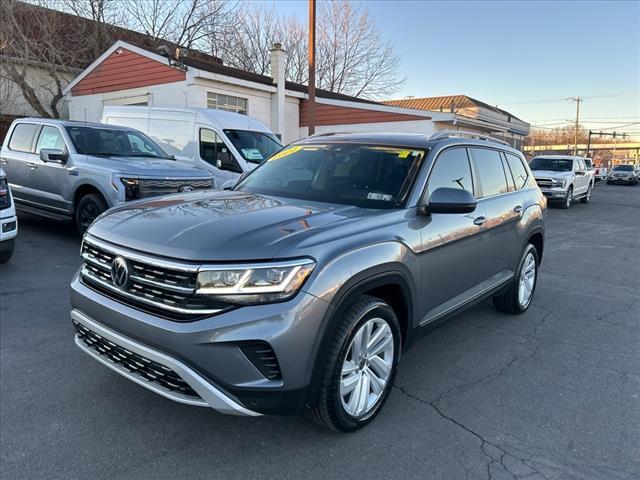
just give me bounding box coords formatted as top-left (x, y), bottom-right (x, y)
top-left (207, 92), bottom-right (247, 115)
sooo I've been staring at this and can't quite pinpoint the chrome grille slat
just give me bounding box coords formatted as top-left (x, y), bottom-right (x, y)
top-left (80, 237), bottom-right (227, 319)
top-left (138, 178), bottom-right (213, 198)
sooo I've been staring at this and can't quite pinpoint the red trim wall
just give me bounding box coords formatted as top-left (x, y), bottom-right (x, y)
top-left (71, 48), bottom-right (186, 96)
top-left (299, 100), bottom-right (429, 126)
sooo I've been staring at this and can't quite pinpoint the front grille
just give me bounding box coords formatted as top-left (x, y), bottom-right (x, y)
top-left (139, 178), bottom-right (213, 198)
top-left (535, 178), bottom-right (552, 188)
top-left (73, 320), bottom-right (199, 398)
top-left (240, 342), bottom-right (282, 380)
top-left (80, 238), bottom-right (229, 319)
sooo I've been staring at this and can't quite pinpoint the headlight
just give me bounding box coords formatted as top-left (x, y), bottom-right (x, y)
top-left (120, 177), bottom-right (140, 200)
top-left (0, 177), bottom-right (10, 209)
top-left (196, 259), bottom-right (315, 305)
top-left (551, 178), bottom-right (566, 188)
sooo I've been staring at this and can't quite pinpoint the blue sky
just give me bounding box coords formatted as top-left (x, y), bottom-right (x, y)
top-left (266, 0), bottom-right (640, 132)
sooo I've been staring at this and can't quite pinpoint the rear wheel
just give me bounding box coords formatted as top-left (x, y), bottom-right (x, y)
top-left (307, 295), bottom-right (401, 432)
top-left (493, 243), bottom-right (539, 314)
top-left (580, 183), bottom-right (593, 203)
top-left (75, 193), bottom-right (107, 235)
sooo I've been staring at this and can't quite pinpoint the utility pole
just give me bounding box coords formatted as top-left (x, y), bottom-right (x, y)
top-left (586, 130), bottom-right (592, 158)
top-left (568, 96), bottom-right (583, 155)
top-left (308, 0), bottom-right (316, 136)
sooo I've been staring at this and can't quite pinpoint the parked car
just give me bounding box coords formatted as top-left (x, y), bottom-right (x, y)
top-left (70, 130), bottom-right (546, 431)
top-left (607, 165), bottom-right (638, 185)
top-left (0, 119), bottom-right (214, 233)
top-left (0, 168), bottom-right (18, 263)
top-left (529, 155), bottom-right (595, 208)
top-left (594, 165), bottom-right (608, 182)
top-left (102, 106), bottom-right (283, 188)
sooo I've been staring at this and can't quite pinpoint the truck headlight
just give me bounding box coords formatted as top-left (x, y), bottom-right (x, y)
top-left (120, 178), bottom-right (140, 200)
top-left (551, 179), bottom-right (566, 188)
top-left (196, 259), bottom-right (315, 305)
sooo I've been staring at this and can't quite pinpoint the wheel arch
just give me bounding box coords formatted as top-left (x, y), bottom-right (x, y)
top-left (73, 183), bottom-right (108, 213)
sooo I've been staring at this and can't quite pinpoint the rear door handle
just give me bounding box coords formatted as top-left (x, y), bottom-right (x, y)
top-left (27, 162), bottom-right (38, 170)
top-left (513, 205), bottom-right (523, 213)
top-left (473, 216), bottom-right (486, 226)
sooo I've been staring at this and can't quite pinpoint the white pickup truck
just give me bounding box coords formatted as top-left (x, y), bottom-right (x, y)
top-left (529, 155), bottom-right (595, 209)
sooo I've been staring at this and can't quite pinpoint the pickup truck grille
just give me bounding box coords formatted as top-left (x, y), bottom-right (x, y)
top-left (138, 178), bottom-right (213, 198)
top-left (80, 237), bottom-right (228, 320)
top-left (535, 178), bottom-right (553, 188)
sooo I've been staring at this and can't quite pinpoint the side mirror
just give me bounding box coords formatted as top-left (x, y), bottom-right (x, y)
top-left (215, 150), bottom-right (242, 173)
top-left (420, 187), bottom-right (477, 215)
top-left (40, 148), bottom-right (67, 164)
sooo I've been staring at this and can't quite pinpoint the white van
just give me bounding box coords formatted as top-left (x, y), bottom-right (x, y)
top-left (102, 106), bottom-right (283, 186)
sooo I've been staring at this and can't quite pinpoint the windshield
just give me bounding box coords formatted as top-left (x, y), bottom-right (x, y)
top-left (529, 158), bottom-right (573, 172)
top-left (613, 165), bottom-right (634, 171)
top-left (235, 143), bottom-right (425, 209)
top-left (223, 129), bottom-right (282, 164)
top-left (67, 126), bottom-right (171, 159)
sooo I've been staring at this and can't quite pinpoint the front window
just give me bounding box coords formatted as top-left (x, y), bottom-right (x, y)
top-left (207, 93), bottom-right (247, 115)
top-left (612, 165), bottom-right (633, 171)
top-left (223, 130), bottom-right (282, 164)
top-left (236, 143), bottom-right (425, 209)
top-left (529, 158), bottom-right (573, 172)
top-left (35, 126), bottom-right (66, 153)
top-left (66, 126), bottom-right (171, 159)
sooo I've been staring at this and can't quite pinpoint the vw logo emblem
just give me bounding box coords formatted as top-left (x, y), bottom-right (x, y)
top-left (179, 185), bottom-right (194, 193)
top-left (111, 256), bottom-right (129, 288)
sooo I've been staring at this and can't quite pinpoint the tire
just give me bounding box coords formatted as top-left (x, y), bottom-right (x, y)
top-left (307, 295), bottom-right (401, 432)
top-left (0, 239), bottom-right (15, 264)
top-left (75, 193), bottom-right (107, 235)
top-left (580, 183), bottom-right (593, 203)
top-left (493, 243), bottom-right (539, 314)
top-left (559, 186), bottom-right (573, 209)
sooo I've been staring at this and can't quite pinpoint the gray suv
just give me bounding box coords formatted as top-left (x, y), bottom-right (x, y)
top-left (1, 119), bottom-right (214, 233)
top-left (70, 131), bottom-right (546, 431)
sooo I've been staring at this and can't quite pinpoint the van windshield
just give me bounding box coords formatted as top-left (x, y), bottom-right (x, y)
top-left (235, 143), bottom-right (425, 209)
top-left (67, 126), bottom-right (172, 159)
top-left (529, 158), bottom-right (573, 172)
top-left (223, 130), bottom-right (282, 164)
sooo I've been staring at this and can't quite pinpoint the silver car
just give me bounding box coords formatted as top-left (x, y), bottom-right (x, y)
top-left (0, 119), bottom-right (214, 233)
top-left (70, 131), bottom-right (546, 431)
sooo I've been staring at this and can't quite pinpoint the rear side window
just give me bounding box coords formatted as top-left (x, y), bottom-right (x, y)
top-left (8, 123), bottom-right (39, 152)
top-left (35, 126), bottom-right (66, 153)
top-left (505, 153), bottom-right (528, 189)
top-left (427, 147), bottom-right (474, 194)
top-left (469, 148), bottom-right (509, 198)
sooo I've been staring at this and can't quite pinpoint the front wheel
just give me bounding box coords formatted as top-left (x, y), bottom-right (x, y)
top-left (559, 186), bottom-right (573, 209)
top-left (75, 193), bottom-right (107, 235)
top-left (307, 295), bottom-right (401, 432)
top-left (0, 239), bottom-right (15, 263)
top-left (493, 243), bottom-right (539, 314)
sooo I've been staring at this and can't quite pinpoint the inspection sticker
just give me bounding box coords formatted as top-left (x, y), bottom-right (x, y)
top-left (367, 192), bottom-right (393, 201)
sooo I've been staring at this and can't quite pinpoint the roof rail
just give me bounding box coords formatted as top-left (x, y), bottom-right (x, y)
top-left (307, 131), bottom-right (352, 138)
top-left (428, 130), bottom-right (511, 146)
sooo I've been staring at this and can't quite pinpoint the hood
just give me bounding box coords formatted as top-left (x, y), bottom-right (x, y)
top-left (85, 155), bottom-right (211, 178)
top-left (532, 170), bottom-right (572, 179)
top-left (87, 190), bottom-right (369, 261)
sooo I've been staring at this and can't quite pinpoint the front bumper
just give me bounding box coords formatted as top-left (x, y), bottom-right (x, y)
top-left (539, 188), bottom-right (567, 200)
top-left (607, 177), bottom-right (636, 184)
top-left (0, 214), bottom-right (18, 242)
top-left (70, 275), bottom-right (330, 415)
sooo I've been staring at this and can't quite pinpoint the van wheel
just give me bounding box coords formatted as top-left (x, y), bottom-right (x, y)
top-left (559, 186), bottom-right (573, 209)
top-left (0, 239), bottom-right (15, 263)
top-left (307, 295), bottom-right (401, 432)
top-left (493, 243), bottom-right (539, 314)
top-left (76, 193), bottom-right (107, 235)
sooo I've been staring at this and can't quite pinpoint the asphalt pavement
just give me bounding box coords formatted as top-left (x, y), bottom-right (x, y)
top-left (1, 183), bottom-right (639, 480)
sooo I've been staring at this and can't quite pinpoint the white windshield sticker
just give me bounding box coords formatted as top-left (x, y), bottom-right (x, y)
top-left (241, 148), bottom-right (263, 160)
top-left (367, 192), bottom-right (393, 201)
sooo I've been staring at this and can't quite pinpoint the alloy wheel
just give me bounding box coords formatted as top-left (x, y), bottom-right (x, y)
top-left (518, 252), bottom-right (536, 307)
top-left (339, 318), bottom-right (394, 418)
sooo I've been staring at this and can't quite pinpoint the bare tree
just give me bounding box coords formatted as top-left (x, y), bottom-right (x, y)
top-left (121, 0), bottom-right (235, 50)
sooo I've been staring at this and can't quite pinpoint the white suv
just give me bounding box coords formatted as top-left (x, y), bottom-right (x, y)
top-left (0, 168), bottom-right (18, 263)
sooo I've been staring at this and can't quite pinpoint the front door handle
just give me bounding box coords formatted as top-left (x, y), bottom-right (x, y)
top-left (27, 162), bottom-right (38, 170)
top-left (513, 205), bottom-right (523, 213)
top-left (473, 216), bottom-right (487, 226)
